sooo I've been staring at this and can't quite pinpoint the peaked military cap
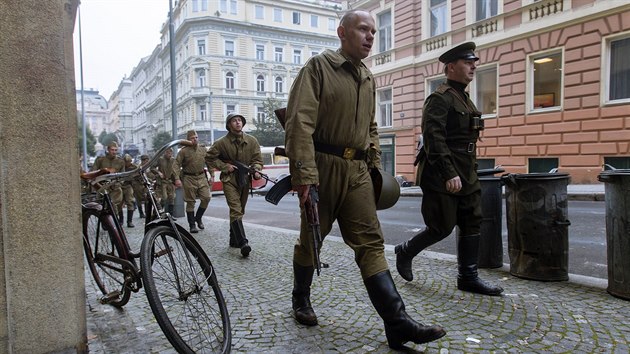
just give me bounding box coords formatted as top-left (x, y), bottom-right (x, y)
top-left (140, 154), bottom-right (149, 160)
top-left (439, 42), bottom-right (479, 64)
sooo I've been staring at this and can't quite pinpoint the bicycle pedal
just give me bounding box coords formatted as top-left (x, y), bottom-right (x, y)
top-left (99, 290), bottom-right (121, 304)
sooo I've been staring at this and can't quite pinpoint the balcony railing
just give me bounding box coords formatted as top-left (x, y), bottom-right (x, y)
top-left (425, 36), bottom-right (447, 52)
top-left (374, 51), bottom-right (391, 66)
top-left (472, 19), bottom-right (498, 38)
top-left (530, 0), bottom-right (563, 20)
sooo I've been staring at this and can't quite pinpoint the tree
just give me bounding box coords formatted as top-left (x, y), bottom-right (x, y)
top-left (77, 122), bottom-right (97, 156)
top-left (98, 130), bottom-right (107, 144)
top-left (152, 131), bottom-right (173, 151)
top-left (250, 97), bottom-right (285, 147)
top-left (100, 132), bottom-right (118, 147)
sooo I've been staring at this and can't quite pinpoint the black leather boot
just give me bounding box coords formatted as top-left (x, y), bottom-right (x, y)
top-left (127, 210), bottom-right (135, 228)
top-left (457, 234), bottom-right (504, 296)
top-left (187, 212), bottom-right (198, 233)
top-left (394, 230), bottom-right (446, 281)
top-left (118, 210), bottom-right (124, 224)
top-left (138, 203), bottom-right (145, 219)
top-left (195, 207), bottom-right (206, 230)
top-left (229, 226), bottom-right (238, 248)
top-left (231, 219), bottom-right (251, 257)
top-left (364, 271), bottom-right (446, 349)
top-left (167, 204), bottom-right (177, 221)
top-left (292, 262), bottom-right (318, 326)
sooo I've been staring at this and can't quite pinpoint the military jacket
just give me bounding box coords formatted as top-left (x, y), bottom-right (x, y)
top-left (205, 131), bottom-right (263, 184)
top-left (284, 48), bottom-right (381, 186)
top-left (418, 80), bottom-right (482, 195)
top-left (173, 145), bottom-right (207, 180)
top-left (157, 156), bottom-right (175, 182)
top-left (92, 155), bottom-right (125, 173)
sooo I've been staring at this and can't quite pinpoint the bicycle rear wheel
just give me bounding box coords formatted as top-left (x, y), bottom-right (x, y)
top-left (83, 209), bottom-right (131, 307)
top-left (140, 225), bottom-right (231, 354)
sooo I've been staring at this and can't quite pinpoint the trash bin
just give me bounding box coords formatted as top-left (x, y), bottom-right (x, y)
top-left (477, 168), bottom-right (505, 269)
top-left (173, 188), bottom-right (185, 218)
top-left (598, 169), bottom-right (630, 300)
top-left (502, 172), bottom-right (571, 281)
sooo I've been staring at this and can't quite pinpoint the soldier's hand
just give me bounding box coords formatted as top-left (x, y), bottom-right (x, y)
top-left (445, 176), bottom-right (462, 193)
top-left (227, 164), bottom-right (236, 173)
top-left (253, 171), bottom-right (261, 180)
top-left (296, 184), bottom-right (311, 207)
top-left (174, 180), bottom-right (182, 189)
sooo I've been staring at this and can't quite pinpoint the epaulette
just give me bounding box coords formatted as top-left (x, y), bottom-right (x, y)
top-left (435, 82), bottom-right (451, 94)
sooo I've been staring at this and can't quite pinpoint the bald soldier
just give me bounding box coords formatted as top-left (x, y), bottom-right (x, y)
top-left (173, 130), bottom-right (211, 233)
top-left (92, 141), bottom-right (125, 220)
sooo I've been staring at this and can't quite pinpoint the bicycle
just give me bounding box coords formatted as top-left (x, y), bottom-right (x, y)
top-left (81, 139), bottom-right (231, 354)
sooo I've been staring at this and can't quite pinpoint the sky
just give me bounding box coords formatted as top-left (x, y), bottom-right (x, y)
top-left (73, 0), bottom-right (170, 100)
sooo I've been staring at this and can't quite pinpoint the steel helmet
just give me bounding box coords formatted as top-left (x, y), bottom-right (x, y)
top-left (225, 112), bottom-right (246, 130)
top-left (370, 168), bottom-right (400, 210)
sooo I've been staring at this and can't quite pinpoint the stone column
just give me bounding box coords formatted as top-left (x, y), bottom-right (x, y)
top-left (0, 1), bottom-right (86, 352)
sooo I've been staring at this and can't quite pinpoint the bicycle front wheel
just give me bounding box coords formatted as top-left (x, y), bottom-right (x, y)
top-left (140, 225), bottom-right (231, 354)
top-left (83, 209), bottom-right (131, 307)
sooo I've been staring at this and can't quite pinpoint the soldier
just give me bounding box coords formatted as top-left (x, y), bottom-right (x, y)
top-left (157, 148), bottom-right (177, 217)
top-left (122, 154), bottom-right (137, 228)
top-left (92, 141), bottom-right (125, 220)
top-left (283, 10), bottom-right (445, 349)
top-left (173, 130), bottom-right (211, 233)
top-left (206, 112), bottom-right (263, 258)
top-left (132, 154), bottom-right (151, 218)
top-left (394, 42), bottom-right (504, 297)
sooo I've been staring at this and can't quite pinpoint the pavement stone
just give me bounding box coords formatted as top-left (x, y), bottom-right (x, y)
top-left (85, 215), bottom-right (630, 353)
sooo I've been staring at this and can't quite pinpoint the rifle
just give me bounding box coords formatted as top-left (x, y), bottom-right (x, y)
top-left (304, 185), bottom-right (323, 276)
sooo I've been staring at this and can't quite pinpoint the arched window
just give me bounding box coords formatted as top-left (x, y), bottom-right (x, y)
top-left (256, 74), bottom-right (265, 92)
top-left (225, 71), bottom-right (235, 90)
top-left (275, 76), bottom-right (283, 93)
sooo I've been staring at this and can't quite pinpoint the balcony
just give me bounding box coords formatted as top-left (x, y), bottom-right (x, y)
top-left (529, 0), bottom-right (563, 21)
top-left (374, 51), bottom-right (392, 66)
top-left (190, 86), bottom-right (211, 98)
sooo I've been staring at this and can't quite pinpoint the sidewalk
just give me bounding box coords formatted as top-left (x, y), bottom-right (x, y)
top-left (85, 216), bottom-right (628, 353)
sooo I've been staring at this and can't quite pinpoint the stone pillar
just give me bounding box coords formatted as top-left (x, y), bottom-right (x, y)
top-left (0, 1), bottom-right (86, 352)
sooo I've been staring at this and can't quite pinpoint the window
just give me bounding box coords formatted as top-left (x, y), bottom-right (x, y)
top-left (275, 76), bottom-right (284, 93)
top-left (430, 0), bottom-right (447, 37)
top-left (476, 0), bottom-right (498, 21)
top-left (274, 47), bottom-right (284, 62)
top-left (426, 77), bottom-right (443, 96)
top-left (608, 36), bottom-right (630, 102)
top-left (311, 50), bottom-right (319, 57)
top-left (310, 15), bottom-right (318, 28)
top-left (528, 158), bottom-right (558, 173)
top-left (377, 88), bottom-right (393, 127)
top-left (378, 10), bottom-right (392, 52)
top-left (477, 158), bottom-right (496, 170)
top-left (230, 0), bottom-right (237, 14)
top-left (192, 0), bottom-right (198, 12)
top-left (256, 44), bottom-right (265, 61)
top-left (226, 104), bottom-right (236, 115)
top-left (225, 40), bottom-right (234, 56)
top-left (293, 49), bottom-right (302, 64)
top-left (256, 106), bottom-right (265, 122)
top-left (201, 0), bottom-right (208, 11)
top-left (531, 51), bottom-right (562, 110)
top-left (328, 18), bottom-right (336, 31)
top-left (197, 39), bottom-right (206, 55)
top-left (225, 72), bottom-right (235, 90)
top-left (256, 74), bottom-right (265, 92)
top-left (199, 104), bottom-right (207, 120)
top-left (273, 8), bottom-right (282, 22)
top-left (604, 156), bottom-right (630, 170)
top-left (474, 65), bottom-right (497, 116)
top-left (220, 0), bottom-right (227, 13)
top-left (293, 11), bottom-right (301, 25)
top-left (197, 69), bottom-right (206, 87)
top-left (255, 5), bottom-right (264, 19)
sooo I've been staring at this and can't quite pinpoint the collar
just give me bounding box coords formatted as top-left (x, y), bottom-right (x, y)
top-left (323, 49), bottom-right (371, 82)
top-left (446, 79), bottom-right (468, 93)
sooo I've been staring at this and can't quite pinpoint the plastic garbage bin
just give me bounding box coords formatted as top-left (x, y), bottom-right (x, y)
top-left (598, 169), bottom-right (630, 300)
top-left (502, 172), bottom-right (571, 281)
top-left (173, 188), bottom-right (185, 218)
top-left (477, 168), bottom-right (505, 268)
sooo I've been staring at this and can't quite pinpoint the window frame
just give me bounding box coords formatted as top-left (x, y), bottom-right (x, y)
top-left (528, 49), bottom-right (564, 113)
top-left (275, 76), bottom-right (284, 93)
top-left (310, 14), bottom-right (319, 28)
top-left (199, 103), bottom-right (207, 120)
top-left (471, 63), bottom-right (498, 118)
top-left (292, 11), bottom-right (301, 25)
top-left (603, 32), bottom-right (630, 105)
top-left (427, 0), bottom-right (449, 37)
top-left (425, 76), bottom-right (444, 98)
top-left (377, 10), bottom-right (392, 53)
top-left (274, 46), bottom-right (284, 62)
top-left (224, 39), bottom-right (235, 57)
top-left (196, 69), bottom-right (206, 87)
top-left (293, 49), bottom-right (302, 65)
top-left (377, 87), bottom-right (393, 128)
top-left (255, 4), bottom-right (264, 19)
top-left (225, 71), bottom-right (235, 90)
top-left (256, 44), bottom-right (265, 61)
top-left (197, 39), bottom-right (206, 55)
top-left (256, 74), bottom-right (266, 93)
top-left (273, 8), bottom-right (282, 22)
top-left (475, 0), bottom-right (498, 21)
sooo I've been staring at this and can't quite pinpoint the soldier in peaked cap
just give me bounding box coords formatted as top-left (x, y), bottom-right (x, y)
top-left (92, 141), bottom-right (125, 221)
top-left (174, 129), bottom-right (211, 234)
top-left (395, 41), bottom-right (504, 296)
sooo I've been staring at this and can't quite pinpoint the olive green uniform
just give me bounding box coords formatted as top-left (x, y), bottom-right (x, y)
top-left (416, 80), bottom-right (483, 237)
top-left (122, 163), bottom-right (137, 211)
top-left (173, 145), bottom-right (211, 212)
top-left (285, 48), bottom-right (385, 280)
top-left (92, 155), bottom-right (125, 213)
top-left (205, 131), bottom-right (263, 222)
top-left (157, 155), bottom-right (176, 206)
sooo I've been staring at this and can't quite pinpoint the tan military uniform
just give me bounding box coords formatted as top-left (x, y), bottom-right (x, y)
top-left (158, 155), bottom-right (176, 206)
top-left (205, 131), bottom-right (263, 222)
top-left (122, 163), bottom-right (137, 211)
top-left (285, 48), bottom-right (385, 280)
top-left (173, 144), bottom-right (211, 211)
top-left (92, 155), bottom-right (125, 212)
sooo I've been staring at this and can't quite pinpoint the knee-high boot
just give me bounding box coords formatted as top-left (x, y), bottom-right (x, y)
top-left (127, 210), bottom-right (135, 228)
top-left (195, 207), bottom-right (206, 229)
top-left (118, 210), bottom-right (124, 224)
top-left (364, 271), bottom-right (446, 349)
top-left (457, 234), bottom-right (503, 296)
top-left (229, 226), bottom-right (238, 248)
top-left (167, 204), bottom-right (177, 221)
top-left (394, 229), bottom-right (447, 281)
top-left (292, 262), bottom-right (318, 326)
top-left (137, 203), bottom-right (145, 218)
top-left (231, 219), bottom-right (251, 257)
top-left (187, 212), bottom-right (198, 233)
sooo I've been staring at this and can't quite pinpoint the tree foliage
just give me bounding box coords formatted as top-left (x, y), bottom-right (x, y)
top-left (153, 131), bottom-right (173, 151)
top-left (249, 97), bottom-right (285, 147)
top-left (78, 123), bottom-right (97, 156)
top-left (99, 132), bottom-right (119, 147)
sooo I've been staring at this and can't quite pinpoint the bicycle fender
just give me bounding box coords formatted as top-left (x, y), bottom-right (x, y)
top-left (144, 219), bottom-right (206, 253)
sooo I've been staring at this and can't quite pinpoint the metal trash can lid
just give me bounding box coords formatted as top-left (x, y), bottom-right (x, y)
top-left (506, 172), bottom-right (570, 180)
top-left (598, 169), bottom-right (630, 182)
top-left (477, 168), bottom-right (505, 177)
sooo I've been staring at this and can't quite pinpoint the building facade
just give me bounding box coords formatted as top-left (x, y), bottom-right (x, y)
top-left (349, 0), bottom-right (630, 183)
top-left (76, 88), bottom-right (108, 142)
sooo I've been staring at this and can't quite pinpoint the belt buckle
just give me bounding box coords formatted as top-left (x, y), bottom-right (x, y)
top-left (467, 143), bottom-right (475, 153)
top-left (343, 147), bottom-right (356, 160)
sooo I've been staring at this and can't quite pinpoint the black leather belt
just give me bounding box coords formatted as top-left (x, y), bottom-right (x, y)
top-left (183, 171), bottom-right (204, 176)
top-left (448, 142), bottom-right (476, 153)
top-left (314, 141), bottom-right (366, 160)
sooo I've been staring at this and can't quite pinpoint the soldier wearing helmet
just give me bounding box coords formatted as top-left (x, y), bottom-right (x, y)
top-left (395, 41), bottom-right (503, 297)
top-left (205, 112), bottom-right (263, 258)
top-left (173, 130), bottom-right (211, 234)
top-left (92, 141), bottom-right (125, 221)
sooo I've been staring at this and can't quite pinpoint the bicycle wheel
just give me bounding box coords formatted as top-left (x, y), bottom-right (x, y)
top-left (140, 225), bottom-right (231, 354)
top-left (83, 208), bottom-right (131, 307)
